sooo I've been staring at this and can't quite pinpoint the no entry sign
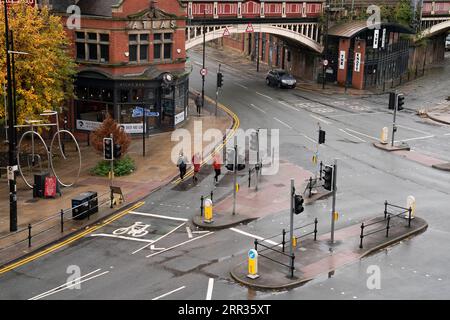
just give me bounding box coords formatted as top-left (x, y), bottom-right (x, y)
top-left (200, 68), bottom-right (208, 76)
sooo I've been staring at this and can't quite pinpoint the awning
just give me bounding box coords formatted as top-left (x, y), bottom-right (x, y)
top-left (328, 21), bottom-right (415, 38)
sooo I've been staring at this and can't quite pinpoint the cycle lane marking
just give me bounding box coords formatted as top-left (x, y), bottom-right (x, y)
top-left (152, 286), bottom-right (186, 300)
top-left (146, 231), bottom-right (214, 258)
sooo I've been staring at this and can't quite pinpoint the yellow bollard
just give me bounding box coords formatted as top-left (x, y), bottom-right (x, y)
top-left (333, 211), bottom-right (339, 221)
top-left (204, 198), bottom-right (213, 223)
top-left (247, 249), bottom-right (260, 279)
top-left (406, 195), bottom-right (416, 219)
top-left (380, 127), bottom-right (389, 144)
top-left (292, 236), bottom-right (297, 249)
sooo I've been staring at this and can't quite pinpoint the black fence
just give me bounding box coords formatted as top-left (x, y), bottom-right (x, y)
top-left (0, 191), bottom-right (111, 255)
top-left (359, 201), bottom-right (413, 249)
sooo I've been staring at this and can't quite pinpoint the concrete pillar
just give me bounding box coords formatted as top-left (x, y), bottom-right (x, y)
top-left (337, 38), bottom-right (350, 86)
top-left (352, 39), bottom-right (366, 90)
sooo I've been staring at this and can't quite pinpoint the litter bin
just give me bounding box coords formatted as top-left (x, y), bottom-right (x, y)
top-left (72, 191), bottom-right (98, 220)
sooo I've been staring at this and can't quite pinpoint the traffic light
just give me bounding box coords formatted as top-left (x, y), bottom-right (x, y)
top-left (294, 194), bottom-right (304, 214)
top-left (389, 92), bottom-right (396, 110)
top-left (318, 129), bottom-right (326, 144)
top-left (323, 165), bottom-right (334, 191)
top-left (217, 72), bottom-right (224, 88)
top-left (225, 149), bottom-right (245, 171)
top-left (250, 131), bottom-right (258, 152)
top-left (113, 144), bottom-right (122, 159)
top-left (104, 138), bottom-right (113, 160)
top-left (397, 93), bottom-right (405, 111)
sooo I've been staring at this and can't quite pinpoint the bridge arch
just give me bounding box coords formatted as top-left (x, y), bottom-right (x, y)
top-left (420, 20), bottom-right (450, 38)
top-left (186, 24), bottom-right (324, 53)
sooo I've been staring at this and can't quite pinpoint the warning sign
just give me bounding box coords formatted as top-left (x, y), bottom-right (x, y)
top-left (245, 23), bottom-right (254, 33)
top-left (223, 27), bottom-right (230, 37)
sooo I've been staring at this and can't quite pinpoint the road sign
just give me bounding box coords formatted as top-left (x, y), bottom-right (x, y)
top-left (200, 68), bottom-right (208, 76)
top-left (223, 27), bottom-right (230, 37)
top-left (7, 165), bottom-right (17, 181)
top-left (247, 249), bottom-right (259, 279)
top-left (245, 23), bottom-right (254, 33)
top-left (323, 59), bottom-right (328, 66)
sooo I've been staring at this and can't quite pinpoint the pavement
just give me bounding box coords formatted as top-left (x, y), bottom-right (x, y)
top-left (0, 95), bottom-right (233, 266)
top-left (231, 214), bottom-right (428, 290)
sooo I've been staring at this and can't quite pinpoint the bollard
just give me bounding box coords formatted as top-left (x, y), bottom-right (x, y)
top-left (359, 223), bottom-right (365, 249)
top-left (200, 196), bottom-right (204, 217)
top-left (314, 218), bottom-right (318, 241)
top-left (248, 168), bottom-right (251, 188)
top-left (28, 224), bottom-right (32, 248)
top-left (290, 253), bottom-right (295, 278)
top-left (408, 207), bottom-right (412, 228)
top-left (386, 215), bottom-right (391, 237)
top-left (254, 239), bottom-right (258, 251)
top-left (292, 236), bottom-right (297, 249)
top-left (380, 127), bottom-right (388, 144)
top-left (406, 195), bottom-right (416, 220)
top-left (210, 191), bottom-right (213, 202)
top-left (282, 229), bottom-right (286, 252)
top-left (309, 177), bottom-right (313, 197)
top-left (60, 209), bottom-right (64, 233)
top-left (247, 249), bottom-right (260, 279)
top-left (203, 198), bottom-right (213, 223)
top-left (319, 161), bottom-right (323, 180)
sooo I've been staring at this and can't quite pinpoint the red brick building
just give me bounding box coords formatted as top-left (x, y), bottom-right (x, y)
top-left (49, 0), bottom-right (190, 134)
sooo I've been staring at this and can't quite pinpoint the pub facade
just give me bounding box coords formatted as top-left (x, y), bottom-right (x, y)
top-left (51, 0), bottom-right (190, 134)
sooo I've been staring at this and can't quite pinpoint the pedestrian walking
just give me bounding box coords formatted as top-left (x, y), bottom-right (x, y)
top-left (212, 152), bottom-right (222, 184)
top-left (177, 151), bottom-right (188, 181)
top-left (195, 93), bottom-right (202, 115)
top-left (192, 152), bottom-right (202, 183)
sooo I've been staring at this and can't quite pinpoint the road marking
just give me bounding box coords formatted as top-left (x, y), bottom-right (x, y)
top-left (90, 233), bottom-right (155, 243)
top-left (444, 133), bottom-right (450, 136)
top-left (229, 228), bottom-right (281, 247)
top-left (250, 103), bottom-right (266, 114)
top-left (130, 211), bottom-right (188, 222)
top-left (192, 231), bottom-right (210, 234)
top-left (329, 112), bottom-right (389, 118)
top-left (206, 278), bottom-right (214, 300)
top-left (395, 135), bottom-right (435, 143)
top-left (150, 245), bottom-right (166, 251)
top-left (278, 101), bottom-right (299, 112)
top-left (339, 129), bottom-right (367, 142)
top-left (0, 202), bottom-right (144, 276)
top-left (397, 124), bottom-right (431, 135)
top-left (29, 270), bottom-right (110, 300)
top-left (152, 286), bottom-right (186, 300)
top-left (273, 117), bottom-right (293, 130)
top-left (256, 92), bottom-right (273, 100)
top-left (236, 83), bottom-right (248, 89)
top-left (302, 134), bottom-right (317, 144)
top-left (310, 114), bottom-right (331, 125)
top-left (146, 232), bottom-right (214, 258)
top-left (132, 222), bottom-right (186, 254)
top-left (344, 128), bottom-right (378, 141)
top-left (186, 226), bottom-right (193, 239)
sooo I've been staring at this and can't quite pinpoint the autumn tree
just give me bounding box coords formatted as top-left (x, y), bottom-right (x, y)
top-left (0, 1), bottom-right (76, 125)
top-left (91, 115), bottom-right (131, 156)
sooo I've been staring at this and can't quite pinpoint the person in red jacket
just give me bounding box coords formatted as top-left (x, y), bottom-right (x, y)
top-left (192, 152), bottom-right (201, 182)
top-left (212, 152), bottom-right (222, 184)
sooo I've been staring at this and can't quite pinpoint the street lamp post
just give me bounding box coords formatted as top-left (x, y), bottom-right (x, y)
top-left (4, 1), bottom-right (18, 232)
top-left (322, 1), bottom-right (330, 90)
top-left (201, 10), bottom-right (206, 112)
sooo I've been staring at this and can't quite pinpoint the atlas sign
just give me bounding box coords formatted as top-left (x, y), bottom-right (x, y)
top-left (1, 0), bottom-right (35, 6)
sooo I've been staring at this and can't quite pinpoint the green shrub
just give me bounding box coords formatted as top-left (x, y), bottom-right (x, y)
top-left (91, 156), bottom-right (136, 177)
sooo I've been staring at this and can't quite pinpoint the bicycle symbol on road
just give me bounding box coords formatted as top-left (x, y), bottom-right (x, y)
top-left (113, 222), bottom-right (151, 238)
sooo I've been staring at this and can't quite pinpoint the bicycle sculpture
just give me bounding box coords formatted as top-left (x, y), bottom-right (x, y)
top-left (16, 110), bottom-right (81, 188)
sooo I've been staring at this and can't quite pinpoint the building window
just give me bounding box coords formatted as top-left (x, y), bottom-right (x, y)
top-left (129, 33), bottom-right (149, 63)
top-left (75, 31), bottom-right (109, 63)
top-left (154, 33), bottom-right (173, 61)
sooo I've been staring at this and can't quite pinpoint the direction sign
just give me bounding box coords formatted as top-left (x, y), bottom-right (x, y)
top-left (200, 68), bottom-right (208, 77)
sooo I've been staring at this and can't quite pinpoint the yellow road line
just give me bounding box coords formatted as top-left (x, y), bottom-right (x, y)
top-left (173, 96), bottom-right (240, 185)
top-left (0, 201), bottom-right (144, 275)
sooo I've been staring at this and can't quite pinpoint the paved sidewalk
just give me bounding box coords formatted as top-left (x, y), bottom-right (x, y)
top-left (231, 214), bottom-right (428, 290)
top-left (0, 96), bottom-right (233, 266)
top-left (426, 104), bottom-right (450, 125)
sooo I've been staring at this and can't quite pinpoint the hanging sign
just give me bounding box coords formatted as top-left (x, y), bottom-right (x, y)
top-left (373, 29), bottom-right (380, 49)
top-left (339, 50), bottom-right (346, 70)
top-left (354, 52), bottom-right (361, 73)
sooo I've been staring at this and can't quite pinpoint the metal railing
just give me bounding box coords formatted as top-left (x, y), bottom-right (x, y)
top-left (0, 191), bottom-right (111, 254)
top-left (359, 201), bottom-right (413, 249)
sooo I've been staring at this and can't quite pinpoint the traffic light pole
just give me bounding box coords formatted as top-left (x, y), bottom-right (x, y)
top-left (255, 129), bottom-right (260, 192)
top-left (289, 179), bottom-right (295, 262)
top-left (391, 96), bottom-right (398, 147)
top-left (215, 64), bottom-right (221, 117)
top-left (201, 15), bottom-right (206, 112)
top-left (330, 159), bottom-right (337, 244)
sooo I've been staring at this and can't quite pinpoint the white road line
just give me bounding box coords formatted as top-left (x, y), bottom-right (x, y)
top-left (302, 134), bottom-right (317, 144)
top-left (256, 92), bottom-right (273, 100)
top-left (236, 83), bottom-right (248, 89)
top-left (229, 228), bottom-right (281, 247)
top-left (344, 128), bottom-right (379, 141)
top-left (146, 232), bottom-right (214, 258)
top-left (130, 211), bottom-right (188, 222)
top-left (273, 117), bottom-right (293, 130)
top-left (206, 278), bottom-right (214, 300)
top-left (186, 226), bottom-right (193, 239)
top-left (278, 101), bottom-right (299, 112)
top-left (152, 286), bottom-right (186, 300)
top-left (445, 133), bottom-right (450, 136)
top-left (339, 129), bottom-right (367, 142)
top-left (250, 103), bottom-right (266, 114)
top-left (329, 112), bottom-right (389, 118)
top-left (30, 270), bottom-right (110, 300)
top-left (397, 124), bottom-right (431, 135)
top-left (90, 233), bottom-right (155, 243)
top-left (132, 222), bottom-right (186, 255)
top-left (310, 114), bottom-right (331, 125)
top-left (192, 231), bottom-right (210, 234)
top-left (395, 135), bottom-right (435, 143)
